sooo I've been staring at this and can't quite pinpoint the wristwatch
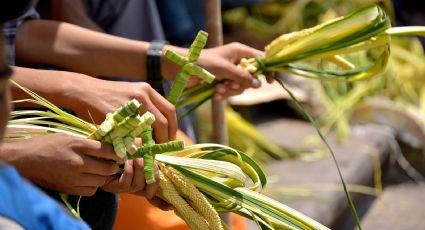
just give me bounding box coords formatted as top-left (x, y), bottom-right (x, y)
top-left (147, 40), bottom-right (168, 95)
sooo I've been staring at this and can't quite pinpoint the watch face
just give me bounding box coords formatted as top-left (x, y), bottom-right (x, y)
top-left (0, 0), bottom-right (38, 23)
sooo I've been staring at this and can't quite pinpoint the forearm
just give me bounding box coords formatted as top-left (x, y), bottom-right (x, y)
top-left (15, 20), bottom-right (186, 80)
top-left (11, 66), bottom-right (85, 109)
top-left (15, 20), bottom-right (149, 78)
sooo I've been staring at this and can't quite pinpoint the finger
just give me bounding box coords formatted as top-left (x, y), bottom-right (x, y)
top-left (149, 90), bottom-right (177, 141)
top-left (148, 197), bottom-right (174, 211)
top-left (76, 173), bottom-right (107, 187)
top-left (100, 174), bottom-right (120, 192)
top-left (215, 84), bottom-right (245, 99)
top-left (215, 84), bottom-right (227, 96)
top-left (224, 82), bottom-right (248, 92)
top-left (215, 88), bottom-right (245, 99)
top-left (228, 81), bottom-right (243, 91)
top-left (69, 186), bottom-right (99, 196)
top-left (216, 62), bottom-right (253, 89)
top-left (266, 76), bottom-right (274, 84)
top-left (216, 81), bottom-right (247, 92)
top-left (135, 137), bottom-right (142, 146)
top-left (265, 72), bottom-right (275, 83)
top-left (145, 163), bottom-right (160, 199)
top-left (79, 139), bottom-right (124, 163)
top-left (81, 155), bottom-right (120, 176)
top-left (231, 42), bottom-right (263, 60)
top-left (119, 160), bottom-right (134, 190)
top-left (251, 78), bottom-right (261, 88)
top-left (102, 160), bottom-right (134, 192)
top-left (131, 158), bottom-right (146, 192)
top-left (186, 77), bottom-right (201, 89)
top-left (141, 99), bottom-right (168, 143)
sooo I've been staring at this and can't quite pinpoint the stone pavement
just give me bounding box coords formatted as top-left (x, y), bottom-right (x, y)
top-left (244, 118), bottom-right (425, 229)
top-left (361, 183), bottom-right (425, 230)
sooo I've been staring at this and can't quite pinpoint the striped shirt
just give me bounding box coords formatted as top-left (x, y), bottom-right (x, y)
top-left (2, 8), bottom-right (39, 65)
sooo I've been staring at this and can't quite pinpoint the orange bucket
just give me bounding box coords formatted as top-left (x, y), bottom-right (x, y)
top-left (113, 130), bottom-right (246, 230)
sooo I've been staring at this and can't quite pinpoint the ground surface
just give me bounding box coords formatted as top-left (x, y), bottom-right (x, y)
top-left (243, 118), bottom-right (425, 230)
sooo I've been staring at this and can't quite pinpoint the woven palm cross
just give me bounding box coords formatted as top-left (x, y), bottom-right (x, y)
top-left (165, 30), bottom-right (215, 105)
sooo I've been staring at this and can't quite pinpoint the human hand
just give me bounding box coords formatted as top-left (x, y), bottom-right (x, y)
top-left (102, 159), bottom-right (173, 211)
top-left (101, 158), bottom-right (158, 198)
top-left (195, 42), bottom-right (259, 98)
top-left (144, 196), bottom-right (174, 211)
top-left (162, 42), bottom-right (273, 100)
top-left (2, 133), bottom-right (123, 196)
top-left (70, 77), bottom-right (177, 143)
top-left (194, 42), bottom-right (274, 99)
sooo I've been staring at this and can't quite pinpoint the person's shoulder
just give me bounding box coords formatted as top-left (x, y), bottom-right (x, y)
top-left (0, 164), bottom-right (34, 229)
top-left (0, 163), bottom-right (90, 230)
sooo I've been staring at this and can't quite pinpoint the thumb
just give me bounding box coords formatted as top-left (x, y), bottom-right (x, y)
top-left (231, 42), bottom-right (263, 62)
top-left (80, 139), bottom-right (125, 163)
top-left (215, 61), bottom-right (254, 89)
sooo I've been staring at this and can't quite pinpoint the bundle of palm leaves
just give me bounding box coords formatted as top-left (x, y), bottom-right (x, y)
top-left (7, 82), bottom-right (329, 230)
top-left (175, 5), bottom-right (424, 115)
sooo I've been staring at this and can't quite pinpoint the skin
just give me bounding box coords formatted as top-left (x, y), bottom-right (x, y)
top-left (0, 134), bottom-right (123, 196)
top-left (0, 3), bottom-right (169, 218)
top-left (0, 35), bottom-right (11, 140)
top-left (0, 133), bottom-right (162, 201)
top-left (47, 0), bottom-right (271, 98)
top-left (11, 67), bottom-right (177, 143)
top-left (8, 7), bottom-right (269, 211)
top-left (15, 20), bottom-right (264, 99)
top-left (7, 67), bottom-right (173, 209)
top-left (6, 69), bottom-right (170, 208)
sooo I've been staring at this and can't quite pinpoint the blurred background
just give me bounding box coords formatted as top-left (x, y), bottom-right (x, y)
top-left (222, 1), bottom-right (425, 229)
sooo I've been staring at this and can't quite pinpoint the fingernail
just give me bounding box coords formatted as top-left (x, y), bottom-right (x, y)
top-left (251, 78), bottom-right (261, 88)
top-left (215, 94), bottom-right (222, 100)
top-left (230, 83), bottom-right (240, 90)
top-left (217, 87), bottom-right (226, 94)
top-left (241, 72), bottom-right (251, 79)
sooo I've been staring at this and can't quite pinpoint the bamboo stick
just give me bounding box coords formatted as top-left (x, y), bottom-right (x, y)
top-left (204, 0), bottom-right (231, 227)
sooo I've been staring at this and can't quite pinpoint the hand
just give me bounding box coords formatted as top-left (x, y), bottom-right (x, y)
top-left (194, 42), bottom-right (271, 99)
top-left (2, 133), bottom-right (123, 196)
top-left (101, 158), bottom-right (158, 198)
top-left (70, 77), bottom-right (177, 143)
top-left (102, 159), bottom-right (173, 211)
top-left (145, 196), bottom-right (174, 211)
top-left (162, 42), bottom-right (272, 100)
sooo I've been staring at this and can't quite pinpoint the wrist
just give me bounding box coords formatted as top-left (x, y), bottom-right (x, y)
top-left (59, 72), bottom-right (93, 110)
top-left (147, 40), bottom-right (168, 95)
top-left (0, 141), bottom-right (23, 167)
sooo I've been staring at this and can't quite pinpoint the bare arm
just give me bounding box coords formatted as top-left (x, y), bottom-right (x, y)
top-left (10, 66), bottom-right (177, 142)
top-left (10, 66), bottom-right (83, 109)
top-left (15, 20), bottom-right (262, 97)
top-left (15, 20), bottom-right (155, 79)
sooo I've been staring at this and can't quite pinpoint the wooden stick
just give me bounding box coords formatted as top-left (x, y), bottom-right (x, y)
top-left (205, 0), bottom-right (231, 227)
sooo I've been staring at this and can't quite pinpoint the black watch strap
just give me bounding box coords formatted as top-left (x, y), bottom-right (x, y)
top-left (147, 40), bottom-right (167, 96)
